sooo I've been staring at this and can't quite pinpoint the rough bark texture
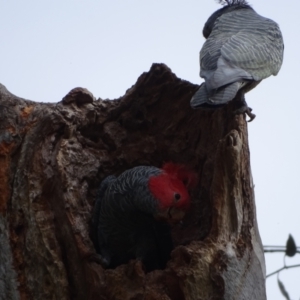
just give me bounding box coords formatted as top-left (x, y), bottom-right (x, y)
top-left (0, 64), bottom-right (266, 300)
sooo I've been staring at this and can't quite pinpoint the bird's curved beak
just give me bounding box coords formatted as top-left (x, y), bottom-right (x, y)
top-left (155, 207), bottom-right (186, 224)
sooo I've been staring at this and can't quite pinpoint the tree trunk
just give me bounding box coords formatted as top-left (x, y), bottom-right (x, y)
top-left (0, 64), bottom-right (266, 300)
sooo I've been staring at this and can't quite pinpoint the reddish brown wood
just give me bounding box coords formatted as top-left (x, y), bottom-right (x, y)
top-left (0, 64), bottom-right (266, 300)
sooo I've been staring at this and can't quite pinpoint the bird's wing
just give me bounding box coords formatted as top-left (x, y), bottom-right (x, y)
top-left (191, 81), bottom-right (243, 107)
top-left (92, 175), bottom-right (116, 253)
top-left (200, 9), bottom-right (284, 89)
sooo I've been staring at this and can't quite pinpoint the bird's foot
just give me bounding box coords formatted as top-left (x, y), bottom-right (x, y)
top-left (233, 106), bottom-right (256, 122)
top-left (85, 252), bottom-right (110, 268)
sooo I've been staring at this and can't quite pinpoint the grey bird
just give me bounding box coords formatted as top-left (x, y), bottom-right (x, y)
top-left (91, 163), bottom-right (196, 272)
top-left (190, 0), bottom-right (284, 121)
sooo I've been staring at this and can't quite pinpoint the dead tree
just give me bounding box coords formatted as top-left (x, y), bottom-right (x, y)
top-left (0, 64), bottom-right (266, 300)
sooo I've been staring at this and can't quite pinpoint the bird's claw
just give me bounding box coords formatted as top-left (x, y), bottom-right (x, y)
top-left (86, 252), bottom-right (110, 268)
top-left (245, 109), bottom-right (256, 122)
top-left (233, 106), bottom-right (256, 122)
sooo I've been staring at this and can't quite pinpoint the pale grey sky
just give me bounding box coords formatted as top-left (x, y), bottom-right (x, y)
top-left (1, 0), bottom-right (299, 298)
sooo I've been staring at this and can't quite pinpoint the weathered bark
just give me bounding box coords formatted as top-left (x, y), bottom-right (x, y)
top-left (0, 64), bottom-right (266, 300)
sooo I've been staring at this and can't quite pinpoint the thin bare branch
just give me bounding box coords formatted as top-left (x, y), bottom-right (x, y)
top-left (264, 246), bottom-right (300, 250)
top-left (266, 264), bottom-right (300, 278)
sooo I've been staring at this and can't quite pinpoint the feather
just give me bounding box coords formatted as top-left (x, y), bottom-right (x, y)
top-left (92, 164), bottom-right (196, 272)
top-left (217, 0), bottom-right (250, 6)
top-left (192, 2), bottom-right (284, 109)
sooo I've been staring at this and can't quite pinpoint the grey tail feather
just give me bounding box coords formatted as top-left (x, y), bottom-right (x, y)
top-left (190, 82), bottom-right (244, 109)
top-left (190, 84), bottom-right (209, 108)
top-left (209, 82), bottom-right (242, 104)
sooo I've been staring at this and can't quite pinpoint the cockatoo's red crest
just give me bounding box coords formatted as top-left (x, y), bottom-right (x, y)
top-left (162, 162), bottom-right (198, 189)
top-left (148, 163), bottom-right (197, 214)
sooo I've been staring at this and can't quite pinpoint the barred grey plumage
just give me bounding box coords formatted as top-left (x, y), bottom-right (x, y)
top-left (91, 164), bottom-right (195, 272)
top-left (190, 0), bottom-right (284, 121)
top-left (92, 166), bottom-right (164, 269)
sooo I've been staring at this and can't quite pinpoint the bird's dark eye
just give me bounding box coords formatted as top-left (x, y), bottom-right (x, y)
top-left (174, 193), bottom-right (181, 201)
